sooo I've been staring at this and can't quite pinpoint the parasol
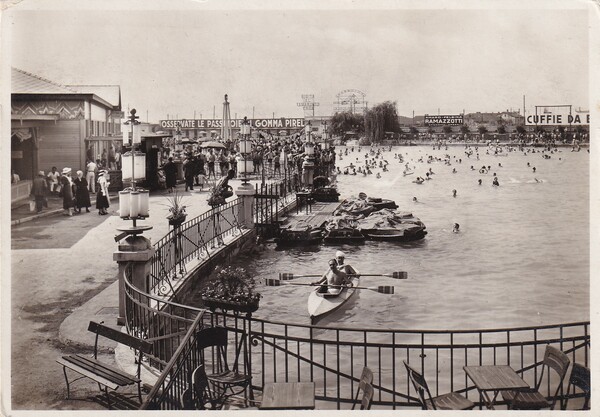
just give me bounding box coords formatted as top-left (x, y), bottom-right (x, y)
top-left (200, 141), bottom-right (226, 149)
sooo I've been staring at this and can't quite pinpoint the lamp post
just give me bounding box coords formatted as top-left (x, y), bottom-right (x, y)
top-left (302, 121), bottom-right (315, 189)
top-left (237, 116), bottom-right (253, 186)
top-left (117, 109), bottom-right (151, 237)
top-left (114, 108), bottom-right (153, 326)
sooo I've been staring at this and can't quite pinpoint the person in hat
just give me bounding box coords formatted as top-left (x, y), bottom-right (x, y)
top-left (73, 170), bottom-right (91, 213)
top-left (30, 171), bottom-right (48, 213)
top-left (335, 251), bottom-right (358, 279)
top-left (60, 167), bottom-right (75, 216)
top-left (96, 170), bottom-right (110, 215)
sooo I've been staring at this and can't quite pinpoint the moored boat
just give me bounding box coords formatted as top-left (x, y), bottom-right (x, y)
top-left (308, 275), bottom-right (360, 324)
top-left (361, 224), bottom-right (427, 241)
top-left (323, 228), bottom-right (366, 243)
top-left (276, 225), bottom-right (323, 246)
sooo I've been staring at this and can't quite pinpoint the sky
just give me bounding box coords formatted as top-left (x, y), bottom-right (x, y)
top-left (3, 0), bottom-right (592, 122)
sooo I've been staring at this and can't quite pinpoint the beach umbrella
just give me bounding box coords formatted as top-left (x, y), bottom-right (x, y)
top-left (200, 141), bottom-right (226, 149)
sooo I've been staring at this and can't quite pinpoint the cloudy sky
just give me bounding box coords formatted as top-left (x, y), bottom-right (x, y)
top-left (4, 0), bottom-right (592, 122)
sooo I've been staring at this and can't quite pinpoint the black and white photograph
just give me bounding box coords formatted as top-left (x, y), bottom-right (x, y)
top-left (1, 0), bottom-right (597, 415)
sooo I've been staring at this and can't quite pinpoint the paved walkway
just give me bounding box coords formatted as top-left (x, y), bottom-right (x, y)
top-left (9, 178), bottom-right (283, 410)
top-left (8, 182), bottom-right (235, 409)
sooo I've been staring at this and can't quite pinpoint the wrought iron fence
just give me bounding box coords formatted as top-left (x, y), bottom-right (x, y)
top-left (208, 314), bottom-right (590, 410)
top-left (140, 312), bottom-right (206, 410)
top-left (149, 198), bottom-right (243, 296)
top-left (131, 274), bottom-right (590, 411)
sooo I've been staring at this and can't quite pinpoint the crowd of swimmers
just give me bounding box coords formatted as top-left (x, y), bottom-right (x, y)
top-left (333, 140), bottom-right (588, 234)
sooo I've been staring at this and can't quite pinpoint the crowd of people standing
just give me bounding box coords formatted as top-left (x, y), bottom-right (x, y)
top-left (29, 162), bottom-right (111, 216)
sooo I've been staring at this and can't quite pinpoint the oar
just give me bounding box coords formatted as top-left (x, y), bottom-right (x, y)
top-left (265, 279), bottom-right (394, 294)
top-left (279, 271), bottom-right (407, 280)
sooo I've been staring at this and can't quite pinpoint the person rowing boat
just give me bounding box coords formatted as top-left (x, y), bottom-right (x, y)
top-left (311, 258), bottom-right (348, 295)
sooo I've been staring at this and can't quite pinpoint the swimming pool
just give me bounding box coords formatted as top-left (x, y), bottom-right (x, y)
top-left (198, 145), bottom-right (590, 330)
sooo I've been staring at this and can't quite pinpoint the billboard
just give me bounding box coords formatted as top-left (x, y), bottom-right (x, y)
top-left (159, 118), bottom-right (306, 130)
top-left (525, 112), bottom-right (589, 126)
top-left (424, 114), bottom-right (464, 126)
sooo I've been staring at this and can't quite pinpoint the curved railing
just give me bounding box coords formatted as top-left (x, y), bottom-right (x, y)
top-left (149, 198), bottom-right (243, 297)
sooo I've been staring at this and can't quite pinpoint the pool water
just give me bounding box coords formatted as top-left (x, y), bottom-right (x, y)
top-left (201, 145), bottom-right (590, 330)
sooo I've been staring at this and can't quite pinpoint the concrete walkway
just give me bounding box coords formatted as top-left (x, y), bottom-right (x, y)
top-left (9, 181), bottom-right (242, 409)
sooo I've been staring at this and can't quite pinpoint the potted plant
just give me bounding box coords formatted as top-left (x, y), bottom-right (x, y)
top-left (201, 266), bottom-right (261, 313)
top-left (165, 190), bottom-right (187, 226)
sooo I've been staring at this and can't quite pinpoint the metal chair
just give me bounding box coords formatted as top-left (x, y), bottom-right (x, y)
top-left (196, 327), bottom-right (253, 407)
top-left (502, 345), bottom-right (570, 410)
top-left (359, 383), bottom-right (374, 410)
top-left (403, 361), bottom-right (474, 410)
top-left (563, 362), bottom-right (590, 410)
top-left (180, 365), bottom-right (217, 410)
top-left (351, 366), bottom-right (374, 410)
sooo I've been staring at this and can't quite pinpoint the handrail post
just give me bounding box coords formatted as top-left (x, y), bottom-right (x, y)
top-left (114, 235), bottom-right (155, 326)
top-left (236, 183), bottom-right (255, 229)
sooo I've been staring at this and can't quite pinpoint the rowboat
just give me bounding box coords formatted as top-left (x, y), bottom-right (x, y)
top-left (308, 274), bottom-right (360, 324)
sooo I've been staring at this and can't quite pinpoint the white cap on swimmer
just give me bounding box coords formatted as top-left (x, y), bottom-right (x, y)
top-left (335, 251), bottom-right (345, 259)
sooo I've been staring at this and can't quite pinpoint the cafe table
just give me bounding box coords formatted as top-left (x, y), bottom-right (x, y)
top-left (259, 381), bottom-right (316, 410)
top-left (463, 365), bottom-right (530, 410)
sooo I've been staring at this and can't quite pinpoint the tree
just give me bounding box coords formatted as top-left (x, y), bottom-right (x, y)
top-left (497, 125), bottom-right (507, 134)
top-left (460, 125), bottom-right (470, 134)
top-left (516, 125), bottom-right (526, 134)
top-left (477, 125), bottom-right (488, 134)
top-left (329, 111), bottom-right (364, 137)
top-left (364, 101), bottom-right (401, 143)
top-left (442, 126), bottom-right (452, 134)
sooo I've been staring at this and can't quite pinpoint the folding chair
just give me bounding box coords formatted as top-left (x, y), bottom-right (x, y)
top-left (404, 361), bottom-right (474, 410)
top-left (563, 362), bottom-right (590, 410)
top-left (351, 366), bottom-right (374, 410)
top-left (502, 345), bottom-right (570, 410)
top-left (196, 327), bottom-right (253, 407)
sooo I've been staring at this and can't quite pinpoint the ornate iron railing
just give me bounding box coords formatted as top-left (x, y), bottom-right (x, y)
top-left (149, 198), bottom-right (243, 296)
top-left (129, 268), bottom-right (590, 410)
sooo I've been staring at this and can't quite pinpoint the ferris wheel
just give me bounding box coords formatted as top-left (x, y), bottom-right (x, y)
top-left (334, 89), bottom-right (367, 114)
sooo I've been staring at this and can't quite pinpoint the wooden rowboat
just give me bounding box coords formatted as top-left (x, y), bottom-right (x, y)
top-left (308, 275), bottom-right (360, 324)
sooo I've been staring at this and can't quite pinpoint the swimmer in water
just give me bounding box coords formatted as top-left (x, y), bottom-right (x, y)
top-left (452, 168), bottom-right (457, 173)
top-left (492, 177), bottom-right (500, 186)
top-left (533, 167), bottom-right (536, 173)
top-left (453, 223), bottom-right (460, 233)
top-left (413, 196), bottom-right (418, 202)
top-left (478, 179), bottom-right (482, 185)
top-left (452, 189), bottom-right (457, 197)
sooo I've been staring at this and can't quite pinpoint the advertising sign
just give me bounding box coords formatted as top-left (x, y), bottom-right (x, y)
top-left (159, 118), bottom-right (306, 130)
top-left (424, 114), bottom-right (464, 126)
top-left (525, 112), bottom-right (589, 126)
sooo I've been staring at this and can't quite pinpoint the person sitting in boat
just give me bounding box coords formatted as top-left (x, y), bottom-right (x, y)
top-left (335, 251), bottom-right (358, 277)
top-left (312, 259), bottom-right (348, 295)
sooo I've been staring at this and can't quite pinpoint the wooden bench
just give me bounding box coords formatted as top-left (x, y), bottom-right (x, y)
top-left (56, 321), bottom-right (152, 408)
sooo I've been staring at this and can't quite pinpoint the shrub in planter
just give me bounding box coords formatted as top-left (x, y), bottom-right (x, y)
top-left (201, 266), bottom-right (261, 312)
